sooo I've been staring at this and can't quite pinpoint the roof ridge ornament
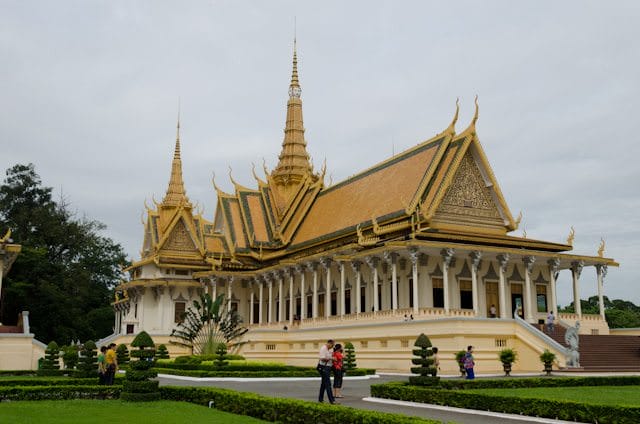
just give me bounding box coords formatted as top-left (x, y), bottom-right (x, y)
top-left (598, 238), bottom-right (605, 257)
top-left (443, 98), bottom-right (459, 136)
top-left (459, 95), bottom-right (480, 136)
top-left (567, 226), bottom-right (575, 246)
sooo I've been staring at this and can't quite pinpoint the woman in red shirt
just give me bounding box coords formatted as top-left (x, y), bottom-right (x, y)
top-left (332, 343), bottom-right (344, 398)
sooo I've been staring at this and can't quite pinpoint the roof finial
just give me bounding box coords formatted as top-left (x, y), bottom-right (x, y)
top-left (472, 95), bottom-right (479, 126)
top-left (289, 33), bottom-right (301, 97)
top-left (443, 98), bottom-right (460, 135)
top-left (162, 102), bottom-right (189, 206)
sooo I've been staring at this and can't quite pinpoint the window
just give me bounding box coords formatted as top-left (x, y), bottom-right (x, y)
top-left (460, 279), bottom-right (473, 309)
top-left (134, 303), bottom-right (138, 319)
top-left (408, 278), bottom-right (414, 308)
top-left (536, 285), bottom-right (548, 313)
top-left (174, 302), bottom-right (186, 323)
top-left (345, 289), bottom-right (351, 315)
top-left (432, 278), bottom-right (444, 308)
top-left (175, 269), bottom-right (189, 276)
top-left (126, 324), bottom-right (134, 334)
top-left (360, 286), bottom-right (366, 313)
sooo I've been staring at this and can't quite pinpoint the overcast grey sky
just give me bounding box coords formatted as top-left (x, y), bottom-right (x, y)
top-left (2, 1), bottom-right (639, 305)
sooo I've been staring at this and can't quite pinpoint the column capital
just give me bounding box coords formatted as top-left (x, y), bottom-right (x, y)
top-left (547, 257), bottom-right (561, 273)
top-left (364, 255), bottom-right (379, 270)
top-left (469, 251), bottom-right (482, 272)
top-left (209, 276), bottom-right (217, 285)
top-left (350, 260), bottom-right (362, 273)
top-left (383, 251), bottom-right (398, 265)
top-left (320, 257), bottom-right (332, 270)
top-left (522, 256), bottom-right (536, 273)
top-left (305, 261), bottom-right (318, 272)
top-left (595, 264), bottom-right (608, 279)
top-left (497, 253), bottom-right (510, 272)
top-left (408, 248), bottom-right (420, 265)
top-left (571, 260), bottom-right (584, 278)
top-left (440, 248), bottom-right (455, 267)
top-left (294, 264), bottom-right (305, 274)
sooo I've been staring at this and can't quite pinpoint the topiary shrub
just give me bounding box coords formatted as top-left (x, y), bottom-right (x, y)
top-left (120, 331), bottom-right (160, 401)
top-left (174, 355), bottom-right (203, 365)
top-left (409, 333), bottom-right (439, 386)
top-left (37, 342), bottom-right (61, 376)
top-left (498, 348), bottom-right (518, 376)
top-left (344, 342), bottom-right (357, 371)
top-left (455, 350), bottom-right (467, 377)
top-left (214, 343), bottom-right (228, 368)
top-left (155, 344), bottom-right (170, 360)
top-left (116, 344), bottom-right (130, 366)
top-left (61, 345), bottom-right (79, 370)
top-left (75, 341), bottom-right (98, 378)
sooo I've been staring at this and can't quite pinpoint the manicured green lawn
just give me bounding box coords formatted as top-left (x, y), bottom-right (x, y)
top-left (0, 400), bottom-right (267, 423)
top-left (463, 386), bottom-right (640, 407)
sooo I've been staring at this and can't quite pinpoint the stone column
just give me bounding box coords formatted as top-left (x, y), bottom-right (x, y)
top-left (339, 262), bottom-right (346, 316)
top-left (276, 271), bottom-right (284, 323)
top-left (227, 277), bottom-right (233, 312)
top-left (351, 261), bottom-right (362, 315)
top-left (308, 262), bottom-right (318, 318)
top-left (289, 268), bottom-right (294, 325)
top-left (258, 278), bottom-right (264, 324)
top-left (470, 251), bottom-right (482, 316)
top-left (409, 248), bottom-right (420, 314)
top-left (523, 256), bottom-right (536, 323)
top-left (596, 264), bottom-right (608, 320)
top-left (211, 277), bottom-right (217, 300)
top-left (249, 285), bottom-right (255, 325)
top-left (365, 256), bottom-right (379, 312)
top-left (497, 253), bottom-right (509, 319)
top-left (384, 252), bottom-right (398, 310)
top-left (321, 258), bottom-right (332, 318)
top-left (296, 265), bottom-right (306, 320)
top-left (571, 261), bottom-right (584, 319)
top-left (548, 258), bottom-right (560, 318)
top-left (441, 249), bottom-right (455, 313)
top-left (267, 277), bottom-right (274, 323)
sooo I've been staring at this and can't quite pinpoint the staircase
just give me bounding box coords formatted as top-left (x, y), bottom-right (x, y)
top-left (534, 324), bottom-right (640, 371)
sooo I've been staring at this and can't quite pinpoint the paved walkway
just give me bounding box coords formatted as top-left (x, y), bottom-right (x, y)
top-left (158, 373), bottom-right (592, 424)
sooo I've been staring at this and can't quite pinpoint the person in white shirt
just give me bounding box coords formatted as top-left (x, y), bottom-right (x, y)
top-left (317, 339), bottom-right (336, 404)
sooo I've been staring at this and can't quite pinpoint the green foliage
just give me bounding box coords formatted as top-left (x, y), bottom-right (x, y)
top-left (116, 344), bottom-right (130, 365)
top-left (61, 345), bottom-right (79, 370)
top-left (371, 382), bottom-right (640, 424)
top-left (0, 377), bottom-right (122, 387)
top-left (75, 341), bottom-right (98, 378)
top-left (174, 355), bottom-right (203, 365)
top-left (343, 342), bottom-right (357, 371)
top-left (0, 164), bottom-right (128, 343)
top-left (38, 342), bottom-right (61, 375)
top-left (559, 296), bottom-right (640, 328)
top-left (498, 348), bottom-right (517, 365)
top-left (409, 333), bottom-right (438, 386)
top-left (160, 386), bottom-right (437, 424)
top-left (155, 344), bottom-right (170, 360)
top-left (0, 385), bottom-right (121, 401)
top-left (122, 332), bottom-right (159, 401)
top-left (214, 343), bottom-right (229, 367)
top-left (540, 349), bottom-right (556, 375)
top-left (170, 293), bottom-right (248, 355)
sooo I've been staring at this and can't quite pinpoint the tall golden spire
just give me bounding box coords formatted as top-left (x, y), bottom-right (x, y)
top-left (271, 39), bottom-right (314, 186)
top-left (162, 114), bottom-right (190, 207)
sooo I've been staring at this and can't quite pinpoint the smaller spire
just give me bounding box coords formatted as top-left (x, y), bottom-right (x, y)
top-left (288, 39), bottom-right (301, 98)
top-left (162, 109), bottom-right (189, 207)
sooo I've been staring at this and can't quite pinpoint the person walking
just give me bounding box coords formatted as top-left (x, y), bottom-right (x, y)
top-left (431, 346), bottom-right (440, 376)
top-left (546, 311), bottom-right (555, 333)
top-left (332, 343), bottom-right (344, 398)
top-left (317, 339), bottom-right (337, 404)
top-left (463, 345), bottom-right (475, 380)
top-left (104, 343), bottom-right (118, 385)
top-left (97, 346), bottom-right (107, 385)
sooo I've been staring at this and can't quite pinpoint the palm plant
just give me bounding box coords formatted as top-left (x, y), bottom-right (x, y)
top-left (170, 293), bottom-right (248, 355)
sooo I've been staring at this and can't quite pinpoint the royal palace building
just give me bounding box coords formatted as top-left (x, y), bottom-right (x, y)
top-left (109, 45), bottom-right (619, 372)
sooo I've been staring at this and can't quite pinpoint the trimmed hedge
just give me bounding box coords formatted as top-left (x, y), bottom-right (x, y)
top-left (0, 385), bottom-right (121, 401)
top-left (154, 367), bottom-right (373, 378)
top-left (436, 376), bottom-right (640, 390)
top-left (0, 377), bottom-right (122, 387)
top-left (0, 370), bottom-right (36, 376)
top-left (154, 361), bottom-right (375, 374)
top-left (160, 386), bottom-right (437, 424)
top-left (371, 382), bottom-right (640, 424)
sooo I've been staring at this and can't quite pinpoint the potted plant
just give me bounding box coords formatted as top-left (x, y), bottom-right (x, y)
top-left (498, 348), bottom-right (517, 376)
top-left (455, 350), bottom-right (466, 377)
top-left (540, 349), bottom-right (556, 376)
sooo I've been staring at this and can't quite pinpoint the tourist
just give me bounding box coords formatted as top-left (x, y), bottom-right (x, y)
top-left (317, 339), bottom-right (337, 404)
top-left (546, 311), bottom-right (555, 333)
top-left (403, 314), bottom-right (408, 322)
top-left (463, 345), bottom-right (475, 379)
top-left (489, 304), bottom-right (497, 318)
top-left (410, 314), bottom-right (414, 320)
top-left (332, 343), bottom-right (344, 398)
top-left (105, 343), bottom-right (118, 385)
top-left (431, 347), bottom-right (440, 376)
top-left (97, 346), bottom-right (107, 385)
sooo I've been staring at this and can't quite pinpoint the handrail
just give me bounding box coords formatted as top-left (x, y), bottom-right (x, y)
top-left (513, 313), bottom-right (569, 360)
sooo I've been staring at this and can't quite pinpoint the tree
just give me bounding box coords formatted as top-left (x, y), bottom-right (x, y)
top-left (38, 341), bottom-right (61, 376)
top-left (121, 331), bottom-right (160, 402)
top-left (116, 343), bottom-right (130, 366)
top-left (61, 344), bottom-right (79, 370)
top-left (214, 343), bottom-right (228, 367)
top-left (559, 296), bottom-right (640, 328)
top-left (409, 333), bottom-right (439, 386)
top-left (343, 342), bottom-right (357, 371)
top-left (170, 293), bottom-right (248, 355)
top-left (155, 344), bottom-right (170, 360)
top-left (76, 340), bottom-right (98, 378)
top-left (0, 164), bottom-right (128, 343)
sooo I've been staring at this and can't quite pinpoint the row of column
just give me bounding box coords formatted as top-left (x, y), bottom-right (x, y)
top-left (208, 251), bottom-right (609, 325)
